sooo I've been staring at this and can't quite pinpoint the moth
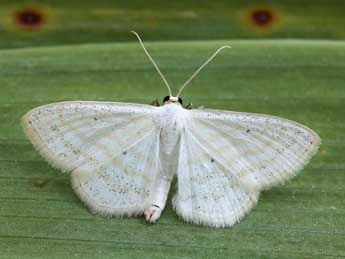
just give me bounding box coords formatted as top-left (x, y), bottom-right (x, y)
top-left (22, 31), bottom-right (320, 228)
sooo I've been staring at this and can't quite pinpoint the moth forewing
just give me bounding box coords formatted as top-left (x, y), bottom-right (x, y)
top-left (22, 101), bottom-right (165, 217)
top-left (189, 108), bottom-right (321, 192)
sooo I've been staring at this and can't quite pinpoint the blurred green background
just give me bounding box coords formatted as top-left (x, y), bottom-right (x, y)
top-left (0, 1), bottom-right (344, 259)
top-left (1, 0), bottom-right (345, 48)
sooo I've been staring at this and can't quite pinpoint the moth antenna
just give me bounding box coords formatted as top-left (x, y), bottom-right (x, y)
top-left (131, 31), bottom-right (172, 96)
top-left (176, 45), bottom-right (231, 97)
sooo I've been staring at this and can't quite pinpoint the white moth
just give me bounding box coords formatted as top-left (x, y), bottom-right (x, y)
top-left (22, 31), bottom-right (320, 228)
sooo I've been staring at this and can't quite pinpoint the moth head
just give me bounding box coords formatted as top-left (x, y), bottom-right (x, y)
top-left (163, 96), bottom-right (183, 105)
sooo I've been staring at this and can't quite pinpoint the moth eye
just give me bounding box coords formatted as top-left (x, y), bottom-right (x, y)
top-left (163, 96), bottom-right (170, 103)
top-left (210, 158), bottom-right (215, 163)
top-left (122, 151), bottom-right (127, 155)
top-left (246, 129), bottom-right (251, 133)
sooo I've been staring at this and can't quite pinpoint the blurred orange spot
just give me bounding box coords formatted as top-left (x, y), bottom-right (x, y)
top-left (243, 6), bottom-right (281, 33)
top-left (14, 7), bottom-right (46, 30)
top-left (251, 9), bottom-right (274, 26)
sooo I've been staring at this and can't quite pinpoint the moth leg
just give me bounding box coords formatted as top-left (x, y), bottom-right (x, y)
top-left (185, 103), bottom-right (193, 110)
top-left (151, 99), bottom-right (160, 107)
top-left (144, 177), bottom-right (171, 223)
top-left (185, 103), bottom-right (205, 110)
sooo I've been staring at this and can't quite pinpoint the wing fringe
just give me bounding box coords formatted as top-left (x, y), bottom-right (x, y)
top-left (172, 193), bottom-right (259, 228)
top-left (71, 171), bottom-right (145, 218)
top-left (21, 110), bottom-right (72, 173)
top-left (257, 134), bottom-right (321, 191)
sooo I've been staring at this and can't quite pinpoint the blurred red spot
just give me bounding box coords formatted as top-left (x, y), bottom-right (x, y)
top-left (251, 9), bottom-right (273, 26)
top-left (15, 8), bottom-right (45, 29)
